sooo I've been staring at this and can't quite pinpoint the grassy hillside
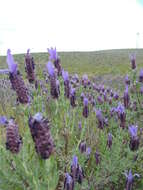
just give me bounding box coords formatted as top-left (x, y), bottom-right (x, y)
top-left (0, 49), bottom-right (143, 88)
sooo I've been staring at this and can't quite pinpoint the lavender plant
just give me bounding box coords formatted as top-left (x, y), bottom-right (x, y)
top-left (0, 49), bottom-right (143, 190)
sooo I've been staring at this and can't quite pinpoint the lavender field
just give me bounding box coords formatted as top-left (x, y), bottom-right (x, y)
top-left (0, 48), bottom-right (143, 190)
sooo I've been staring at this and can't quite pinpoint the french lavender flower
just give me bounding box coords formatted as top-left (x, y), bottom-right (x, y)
top-left (28, 113), bottom-right (54, 159)
top-left (108, 97), bottom-right (112, 105)
top-left (113, 92), bottom-right (119, 100)
top-left (130, 54), bottom-right (136, 70)
top-left (80, 92), bottom-right (85, 102)
top-left (82, 97), bottom-right (89, 118)
top-left (103, 92), bottom-right (107, 102)
top-left (128, 125), bottom-right (139, 151)
top-left (48, 47), bottom-right (62, 75)
top-left (81, 74), bottom-right (88, 88)
top-left (139, 69), bottom-right (143, 82)
top-left (25, 49), bottom-right (35, 83)
top-left (62, 70), bottom-right (70, 98)
top-left (110, 107), bottom-right (116, 117)
top-left (116, 103), bottom-right (126, 129)
top-left (70, 88), bottom-right (76, 107)
top-left (46, 61), bottom-right (60, 99)
top-left (110, 90), bottom-right (114, 97)
top-left (125, 75), bottom-right (130, 85)
top-left (107, 133), bottom-right (112, 149)
top-left (7, 49), bottom-right (29, 104)
top-left (85, 147), bottom-right (91, 158)
top-left (70, 155), bottom-right (84, 184)
top-left (64, 173), bottom-right (74, 190)
top-left (95, 109), bottom-right (105, 129)
top-left (79, 141), bottom-right (86, 153)
top-left (6, 118), bottom-right (22, 154)
top-left (94, 150), bottom-right (100, 165)
top-left (124, 169), bottom-right (139, 190)
top-left (97, 96), bottom-right (103, 104)
top-left (124, 86), bottom-right (130, 108)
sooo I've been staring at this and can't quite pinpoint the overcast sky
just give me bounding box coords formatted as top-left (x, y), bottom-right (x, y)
top-left (0, 0), bottom-right (143, 55)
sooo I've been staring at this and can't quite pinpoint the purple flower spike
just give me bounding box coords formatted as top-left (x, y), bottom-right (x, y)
top-left (83, 97), bottom-right (88, 106)
top-left (116, 103), bottom-right (126, 129)
top-left (86, 147), bottom-right (91, 157)
top-left (95, 150), bottom-right (100, 165)
top-left (95, 109), bottom-right (104, 129)
top-left (48, 47), bottom-right (58, 61)
top-left (7, 49), bottom-right (17, 74)
top-left (83, 97), bottom-right (89, 118)
top-left (139, 69), bottom-right (143, 82)
top-left (129, 125), bottom-right (138, 138)
top-left (46, 61), bottom-right (55, 77)
top-left (107, 133), bottom-right (112, 149)
top-left (70, 88), bottom-right (75, 96)
top-left (124, 169), bottom-right (140, 190)
top-left (130, 54), bottom-right (136, 70)
top-left (124, 86), bottom-right (130, 108)
top-left (79, 141), bottom-right (86, 153)
top-left (64, 173), bottom-right (74, 190)
top-left (129, 125), bottom-right (139, 151)
top-left (0, 116), bottom-right (7, 125)
top-left (125, 75), bottom-right (130, 85)
top-left (27, 49), bottom-right (30, 55)
top-left (72, 155), bottom-right (78, 168)
top-left (62, 70), bottom-right (69, 81)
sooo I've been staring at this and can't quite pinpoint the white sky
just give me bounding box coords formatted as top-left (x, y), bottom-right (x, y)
top-left (0, 0), bottom-right (143, 55)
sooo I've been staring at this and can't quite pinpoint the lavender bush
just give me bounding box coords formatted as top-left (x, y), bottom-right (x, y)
top-left (0, 48), bottom-right (143, 190)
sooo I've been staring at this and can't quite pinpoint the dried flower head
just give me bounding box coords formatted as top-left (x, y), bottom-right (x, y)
top-left (28, 113), bottom-right (54, 159)
top-left (6, 118), bottom-right (22, 154)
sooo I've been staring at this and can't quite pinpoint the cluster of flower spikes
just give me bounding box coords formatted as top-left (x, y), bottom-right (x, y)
top-left (28, 113), bottom-right (54, 159)
top-left (25, 49), bottom-right (36, 83)
top-left (64, 155), bottom-right (84, 190)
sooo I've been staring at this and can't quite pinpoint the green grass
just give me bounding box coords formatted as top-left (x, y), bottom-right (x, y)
top-left (0, 49), bottom-right (143, 88)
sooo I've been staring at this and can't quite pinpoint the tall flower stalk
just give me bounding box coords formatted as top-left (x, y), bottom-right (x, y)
top-left (7, 49), bottom-right (29, 104)
top-left (25, 49), bottom-right (35, 83)
top-left (46, 61), bottom-right (60, 99)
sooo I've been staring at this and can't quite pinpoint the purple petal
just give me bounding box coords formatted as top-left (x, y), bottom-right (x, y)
top-left (0, 116), bottom-right (7, 125)
top-left (129, 125), bottom-right (138, 138)
top-left (27, 49), bottom-right (30, 54)
top-left (65, 173), bottom-right (72, 183)
top-left (0, 69), bottom-right (9, 74)
top-left (71, 155), bottom-right (78, 167)
top-left (46, 61), bottom-right (55, 76)
top-left (48, 47), bottom-right (58, 60)
top-left (70, 88), bottom-right (75, 96)
top-left (83, 97), bottom-right (88, 106)
top-left (6, 49), bottom-right (17, 73)
top-left (82, 74), bottom-right (88, 81)
top-left (62, 70), bottom-right (69, 81)
top-left (33, 112), bottom-right (43, 122)
top-left (86, 147), bottom-right (91, 156)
